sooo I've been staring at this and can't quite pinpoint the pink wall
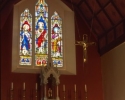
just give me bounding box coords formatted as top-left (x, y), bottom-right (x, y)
top-left (1, 4), bottom-right (103, 100)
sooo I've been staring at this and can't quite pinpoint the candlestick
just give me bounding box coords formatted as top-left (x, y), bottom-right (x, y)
top-left (36, 83), bottom-right (37, 90)
top-left (74, 84), bottom-right (76, 92)
top-left (10, 83), bottom-right (14, 100)
top-left (63, 91), bottom-right (65, 99)
top-left (23, 82), bottom-right (25, 90)
top-left (57, 85), bottom-right (58, 96)
top-left (23, 83), bottom-right (26, 99)
top-left (63, 85), bottom-right (65, 91)
top-left (11, 82), bottom-right (13, 90)
top-left (74, 84), bottom-right (76, 100)
top-left (85, 84), bottom-right (87, 92)
top-left (35, 89), bottom-right (38, 98)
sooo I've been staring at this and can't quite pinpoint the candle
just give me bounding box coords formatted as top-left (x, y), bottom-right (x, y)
top-left (11, 82), bottom-right (13, 90)
top-left (57, 85), bottom-right (58, 96)
top-left (63, 85), bottom-right (65, 91)
top-left (23, 82), bottom-right (25, 90)
top-left (36, 83), bottom-right (37, 90)
top-left (85, 84), bottom-right (87, 92)
top-left (74, 84), bottom-right (76, 92)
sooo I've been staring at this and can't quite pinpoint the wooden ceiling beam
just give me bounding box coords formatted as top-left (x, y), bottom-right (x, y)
top-left (96, 0), bottom-right (111, 15)
top-left (111, 1), bottom-right (124, 19)
top-left (98, 18), bottom-right (125, 39)
top-left (99, 33), bottom-right (125, 55)
top-left (83, 1), bottom-right (105, 35)
top-left (77, 0), bottom-right (84, 6)
top-left (96, 0), bottom-right (114, 26)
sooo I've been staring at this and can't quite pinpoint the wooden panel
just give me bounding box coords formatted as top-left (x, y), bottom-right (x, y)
top-left (115, 23), bottom-right (124, 38)
top-left (107, 30), bottom-right (115, 44)
top-left (86, 0), bottom-right (101, 13)
top-left (80, 2), bottom-right (93, 20)
top-left (105, 3), bottom-right (122, 24)
top-left (97, 11), bottom-right (112, 30)
top-left (97, 0), bottom-right (109, 6)
top-left (99, 36), bottom-right (106, 49)
top-left (113, 0), bottom-right (125, 17)
top-left (72, 0), bottom-right (81, 5)
top-left (92, 19), bottom-right (104, 36)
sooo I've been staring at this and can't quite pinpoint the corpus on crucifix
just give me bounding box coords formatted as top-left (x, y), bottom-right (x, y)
top-left (75, 34), bottom-right (96, 62)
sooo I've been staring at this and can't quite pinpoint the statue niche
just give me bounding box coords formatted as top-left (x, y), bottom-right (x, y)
top-left (47, 74), bottom-right (56, 99)
top-left (40, 63), bottom-right (60, 100)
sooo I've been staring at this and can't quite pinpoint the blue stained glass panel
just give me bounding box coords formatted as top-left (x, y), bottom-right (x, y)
top-left (35, 0), bottom-right (48, 66)
top-left (19, 8), bottom-right (32, 65)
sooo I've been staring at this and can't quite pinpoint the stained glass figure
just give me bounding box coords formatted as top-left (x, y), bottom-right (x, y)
top-left (51, 11), bottom-right (63, 67)
top-left (35, 55), bottom-right (47, 66)
top-left (19, 8), bottom-right (32, 65)
top-left (35, 0), bottom-right (48, 66)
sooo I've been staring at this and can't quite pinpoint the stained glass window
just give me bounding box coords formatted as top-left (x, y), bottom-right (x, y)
top-left (51, 12), bottom-right (63, 67)
top-left (19, 8), bottom-right (32, 65)
top-left (13, 0), bottom-right (75, 73)
top-left (35, 0), bottom-right (48, 66)
top-left (19, 0), bottom-right (63, 67)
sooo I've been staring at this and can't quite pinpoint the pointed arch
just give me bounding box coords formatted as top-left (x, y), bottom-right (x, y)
top-left (51, 11), bottom-right (63, 67)
top-left (19, 8), bottom-right (32, 65)
top-left (35, 0), bottom-right (48, 66)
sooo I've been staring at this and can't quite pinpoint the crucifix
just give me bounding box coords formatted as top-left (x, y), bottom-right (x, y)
top-left (75, 34), bottom-right (96, 63)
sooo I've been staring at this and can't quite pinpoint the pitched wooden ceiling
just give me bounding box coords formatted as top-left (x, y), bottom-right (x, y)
top-left (61, 0), bottom-right (125, 55)
top-left (1, 0), bottom-right (125, 55)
